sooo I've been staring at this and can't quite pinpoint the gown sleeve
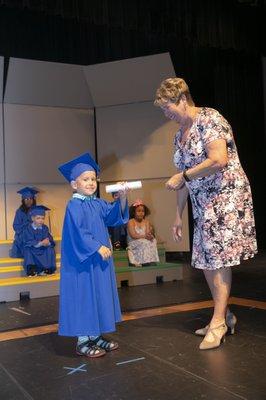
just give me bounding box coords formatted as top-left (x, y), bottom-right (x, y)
top-left (13, 209), bottom-right (29, 234)
top-left (63, 201), bottom-right (102, 263)
top-left (22, 227), bottom-right (40, 248)
top-left (101, 199), bottom-right (129, 227)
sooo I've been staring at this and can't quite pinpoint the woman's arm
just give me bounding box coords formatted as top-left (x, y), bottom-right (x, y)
top-left (173, 184), bottom-right (189, 241)
top-left (166, 139), bottom-right (228, 190)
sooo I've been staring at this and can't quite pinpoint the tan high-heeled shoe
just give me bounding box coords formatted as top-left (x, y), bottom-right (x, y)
top-left (199, 323), bottom-right (228, 350)
top-left (195, 312), bottom-right (237, 336)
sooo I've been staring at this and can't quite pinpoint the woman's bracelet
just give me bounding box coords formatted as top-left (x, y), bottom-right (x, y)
top-left (183, 170), bottom-right (191, 182)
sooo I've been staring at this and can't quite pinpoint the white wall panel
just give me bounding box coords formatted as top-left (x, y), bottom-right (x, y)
top-left (100, 179), bottom-right (189, 252)
top-left (97, 101), bottom-right (178, 181)
top-left (5, 58), bottom-right (93, 108)
top-left (4, 104), bottom-right (95, 184)
top-left (84, 53), bottom-right (175, 107)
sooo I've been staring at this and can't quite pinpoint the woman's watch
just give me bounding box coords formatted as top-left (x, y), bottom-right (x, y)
top-left (183, 170), bottom-right (191, 182)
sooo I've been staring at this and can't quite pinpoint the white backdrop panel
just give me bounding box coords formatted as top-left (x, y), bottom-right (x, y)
top-left (0, 185), bottom-right (6, 239)
top-left (6, 183), bottom-right (72, 239)
top-left (4, 104), bottom-right (95, 184)
top-left (5, 58), bottom-right (93, 108)
top-left (100, 179), bottom-right (189, 252)
top-left (83, 53), bottom-right (175, 107)
top-left (97, 101), bottom-right (178, 181)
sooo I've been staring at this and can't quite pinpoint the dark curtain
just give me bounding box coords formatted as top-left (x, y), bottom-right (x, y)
top-left (0, 0), bottom-right (265, 247)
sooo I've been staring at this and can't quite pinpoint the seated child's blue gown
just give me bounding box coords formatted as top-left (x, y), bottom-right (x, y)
top-left (59, 195), bottom-right (128, 337)
top-left (22, 224), bottom-right (56, 274)
top-left (10, 208), bottom-right (33, 258)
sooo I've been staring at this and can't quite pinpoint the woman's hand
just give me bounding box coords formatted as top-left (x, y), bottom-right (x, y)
top-left (166, 173), bottom-right (185, 191)
top-left (98, 245), bottom-right (112, 260)
top-left (172, 219), bottom-right (182, 242)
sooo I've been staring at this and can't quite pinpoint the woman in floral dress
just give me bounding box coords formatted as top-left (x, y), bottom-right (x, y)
top-left (154, 78), bottom-right (257, 350)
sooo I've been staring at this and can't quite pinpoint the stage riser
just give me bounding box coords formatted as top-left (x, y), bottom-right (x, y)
top-left (116, 268), bottom-right (183, 288)
top-left (0, 240), bottom-right (62, 258)
top-left (0, 280), bottom-right (60, 302)
top-left (0, 264), bottom-right (61, 278)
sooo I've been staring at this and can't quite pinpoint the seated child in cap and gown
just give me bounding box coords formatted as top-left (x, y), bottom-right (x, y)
top-left (22, 206), bottom-right (56, 276)
top-left (10, 187), bottom-right (38, 258)
top-left (58, 153), bottom-right (129, 358)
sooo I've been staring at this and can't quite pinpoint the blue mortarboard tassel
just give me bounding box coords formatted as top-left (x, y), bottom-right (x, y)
top-left (29, 205), bottom-right (50, 217)
top-left (58, 153), bottom-right (100, 182)
top-left (17, 187), bottom-right (39, 199)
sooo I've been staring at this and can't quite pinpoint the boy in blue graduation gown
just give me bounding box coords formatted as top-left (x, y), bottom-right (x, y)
top-left (22, 206), bottom-right (56, 276)
top-left (10, 187), bottom-right (38, 258)
top-left (58, 153), bottom-right (129, 358)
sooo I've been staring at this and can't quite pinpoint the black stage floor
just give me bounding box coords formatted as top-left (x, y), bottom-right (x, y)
top-left (1, 305), bottom-right (266, 400)
top-left (0, 253), bottom-right (265, 399)
top-left (0, 253), bottom-right (265, 333)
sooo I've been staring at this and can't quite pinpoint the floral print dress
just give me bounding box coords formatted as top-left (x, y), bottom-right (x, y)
top-left (127, 224), bottom-right (160, 266)
top-left (174, 107), bottom-right (257, 270)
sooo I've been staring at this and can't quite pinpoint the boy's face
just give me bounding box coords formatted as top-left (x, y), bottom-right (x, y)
top-left (31, 215), bottom-right (45, 227)
top-left (71, 170), bottom-right (97, 196)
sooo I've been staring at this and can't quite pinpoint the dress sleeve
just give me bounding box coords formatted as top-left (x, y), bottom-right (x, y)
top-left (201, 110), bottom-right (229, 146)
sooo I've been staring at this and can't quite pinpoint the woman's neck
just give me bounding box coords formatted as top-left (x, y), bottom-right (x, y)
top-left (180, 106), bottom-right (200, 130)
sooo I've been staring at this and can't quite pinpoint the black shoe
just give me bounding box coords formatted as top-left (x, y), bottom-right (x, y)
top-left (27, 265), bottom-right (37, 276)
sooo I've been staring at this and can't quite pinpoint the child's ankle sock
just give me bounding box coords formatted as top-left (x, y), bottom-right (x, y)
top-left (89, 335), bottom-right (99, 341)
top-left (77, 336), bottom-right (89, 345)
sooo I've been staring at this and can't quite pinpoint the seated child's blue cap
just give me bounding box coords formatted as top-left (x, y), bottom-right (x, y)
top-left (17, 187), bottom-right (39, 199)
top-left (29, 205), bottom-right (50, 217)
top-left (58, 153), bottom-right (100, 182)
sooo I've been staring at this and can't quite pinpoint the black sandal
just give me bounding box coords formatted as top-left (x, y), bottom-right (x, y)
top-left (76, 340), bottom-right (106, 358)
top-left (89, 336), bottom-right (119, 352)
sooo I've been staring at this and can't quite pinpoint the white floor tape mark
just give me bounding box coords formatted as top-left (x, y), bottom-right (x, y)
top-left (116, 357), bottom-right (145, 366)
top-left (9, 307), bottom-right (31, 316)
top-left (63, 364), bottom-right (87, 375)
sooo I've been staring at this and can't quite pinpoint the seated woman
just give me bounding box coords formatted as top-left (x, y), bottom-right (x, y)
top-left (127, 199), bottom-right (159, 267)
top-left (10, 187), bottom-right (38, 258)
top-left (22, 205), bottom-right (56, 276)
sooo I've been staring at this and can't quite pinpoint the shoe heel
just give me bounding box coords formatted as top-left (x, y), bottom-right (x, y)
top-left (230, 326), bottom-right (235, 335)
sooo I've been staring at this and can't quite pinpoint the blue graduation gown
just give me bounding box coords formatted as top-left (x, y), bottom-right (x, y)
top-left (22, 224), bottom-right (56, 274)
top-left (10, 208), bottom-right (32, 258)
top-left (58, 197), bottom-right (129, 337)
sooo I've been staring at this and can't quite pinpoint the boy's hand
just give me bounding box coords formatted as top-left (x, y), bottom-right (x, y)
top-left (98, 245), bottom-right (112, 260)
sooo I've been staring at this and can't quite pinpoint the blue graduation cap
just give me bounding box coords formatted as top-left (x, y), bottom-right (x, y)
top-left (17, 187), bottom-right (39, 199)
top-left (29, 205), bottom-right (50, 217)
top-left (58, 153), bottom-right (100, 182)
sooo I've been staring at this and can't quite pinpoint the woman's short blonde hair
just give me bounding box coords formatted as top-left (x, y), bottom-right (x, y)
top-left (154, 77), bottom-right (194, 107)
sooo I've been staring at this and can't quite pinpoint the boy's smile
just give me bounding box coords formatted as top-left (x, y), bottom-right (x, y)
top-left (71, 170), bottom-right (97, 196)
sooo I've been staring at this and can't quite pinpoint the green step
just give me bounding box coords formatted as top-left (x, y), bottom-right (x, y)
top-left (115, 262), bottom-right (182, 273)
